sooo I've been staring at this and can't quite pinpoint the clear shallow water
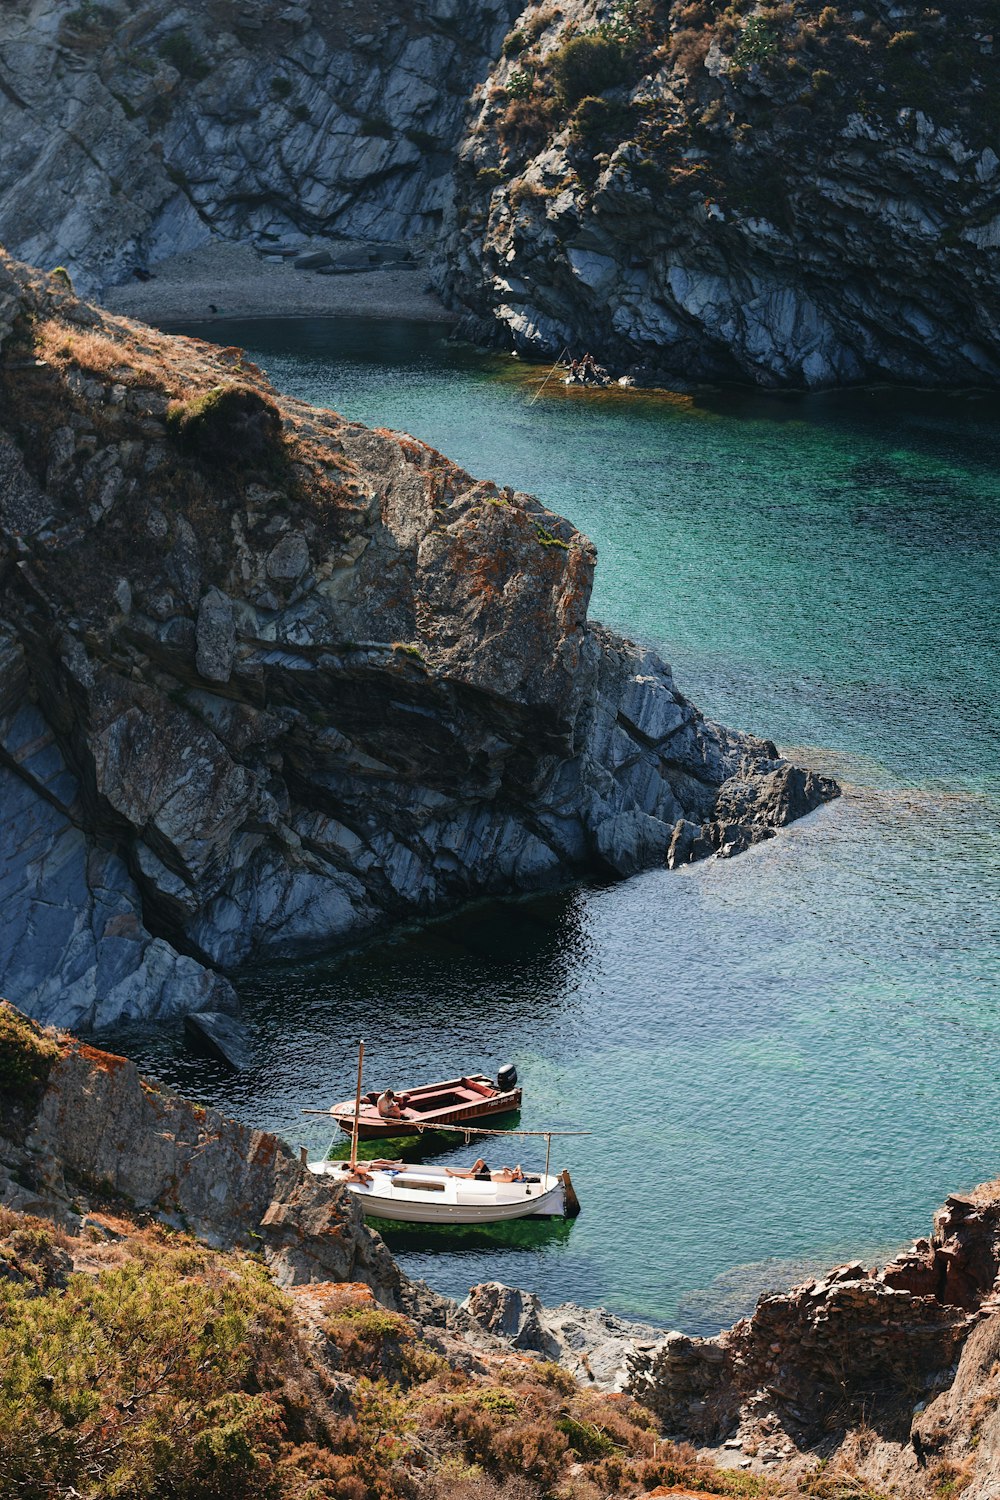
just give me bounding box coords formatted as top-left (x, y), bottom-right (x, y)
top-left (118, 318), bottom-right (1000, 1332)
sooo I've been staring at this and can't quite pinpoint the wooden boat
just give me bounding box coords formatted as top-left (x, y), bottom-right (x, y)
top-left (327, 1068), bottom-right (521, 1140)
top-left (308, 1158), bottom-right (568, 1223)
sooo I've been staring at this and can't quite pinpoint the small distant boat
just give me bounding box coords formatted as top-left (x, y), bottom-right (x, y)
top-left (327, 1066), bottom-right (521, 1140)
top-left (308, 1158), bottom-right (569, 1223)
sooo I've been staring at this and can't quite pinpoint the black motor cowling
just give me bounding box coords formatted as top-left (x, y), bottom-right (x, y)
top-left (497, 1063), bottom-right (518, 1092)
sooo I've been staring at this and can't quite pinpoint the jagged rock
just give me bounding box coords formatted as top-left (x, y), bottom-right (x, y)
top-left (184, 1008), bottom-right (252, 1069)
top-left (437, 1), bottom-right (1000, 388)
top-left (0, 0), bottom-right (525, 296)
top-left (465, 1280), bottom-right (668, 1390)
top-left (628, 1184), bottom-right (1000, 1447)
top-left (1, 1021), bottom-right (399, 1300)
top-left (0, 252), bottom-right (837, 1028)
top-left (195, 586), bottom-right (236, 682)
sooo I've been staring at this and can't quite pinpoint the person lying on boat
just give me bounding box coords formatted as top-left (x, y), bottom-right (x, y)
top-left (492, 1164), bottom-right (527, 1183)
top-left (377, 1088), bottom-right (405, 1119)
top-left (341, 1162), bottom-right (372, 1184)
top-left (445, 1157), bottom-right (492, 1180)
top-left (445, 1159), bottom-right (526, 1183)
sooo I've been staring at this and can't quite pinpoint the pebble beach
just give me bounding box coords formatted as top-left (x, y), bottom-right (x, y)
top-left (102, 239), bottom-right (457, 327)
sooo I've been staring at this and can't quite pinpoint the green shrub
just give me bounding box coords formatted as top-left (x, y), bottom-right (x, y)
top-left (166, 385), bottom-right (283, 469)
top-left (49, 266), bottom-right (73, 292)
top-left (476, 165), bottom-right (507, 186)
top-left (558, 1414), bottom-right (618, 1459)
top-left (550, 34), bottom-right (629, 108)
top-left (359, 114), bottom-right (393, 138)
top-left (478, 1387), bottom-right (520, 1416)
top-left (292, 103), bottom-right (310, 123)
top-left (570, 94), bottom-right (631, 140)
top-left (732, 14), bottom-right (780, 66)
top-left (63, 2), bottom-right (117, 31)
top-left (0, 1255), bottom-right (289, 1497)
top-left (507, 67), bottom-right (535, 99)
top-left (503, 28), bottom-right (526, 56)
top-left (157, 30), bottom-right (211, 82)
top-left (269, 74), bottom-right (293, 99)
top-left (0, 1003), bottom-right (59, 1106)
top-left (405, 126), bottom-right (439, 151)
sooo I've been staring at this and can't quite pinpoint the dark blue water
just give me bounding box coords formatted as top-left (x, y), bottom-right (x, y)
top-left (118, 319), bottom-right (1000, 1331)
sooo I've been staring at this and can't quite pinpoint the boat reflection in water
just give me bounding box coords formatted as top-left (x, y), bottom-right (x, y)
top-left (369, 1212), bottom-right (576, 1255)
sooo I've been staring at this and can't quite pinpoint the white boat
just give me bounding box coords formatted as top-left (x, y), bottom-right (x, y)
top-left (308, 1158), bottom-right (568, 1224)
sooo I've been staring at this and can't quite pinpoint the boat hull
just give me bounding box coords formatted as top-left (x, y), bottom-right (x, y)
top-left (308, 1161), bottom-right (566, 1224)
top-left (330, 1073), bottom-right (521, 1139)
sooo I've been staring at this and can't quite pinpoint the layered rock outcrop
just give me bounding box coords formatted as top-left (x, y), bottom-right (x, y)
top-left (0, 0), bottom-right (521, 296)
top-left (0, 1003), bottom-right (400, 1297)
top-left (440, 0), bottom-right (1000, 386)
top-left (0, 251), bottom-right (836, 1028)
top-left (466, 1190), bottom-right (1000, 1498)
top-left (1, 0), bottom-right (995, 386)
top-left (627, 1186), bottom-right (1000, 1469)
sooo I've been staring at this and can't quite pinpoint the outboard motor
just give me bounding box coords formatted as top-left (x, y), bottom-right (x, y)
top-left (496, 1063), bottom-right (518, 1092)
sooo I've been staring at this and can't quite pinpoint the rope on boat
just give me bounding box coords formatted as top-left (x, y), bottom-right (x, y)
top-left (527, 345), bottom-right (569, 407)
top-left (409, 1123), bottom-right (590, 1138)
top-left (301, 1112), bottom-right (589, 1139)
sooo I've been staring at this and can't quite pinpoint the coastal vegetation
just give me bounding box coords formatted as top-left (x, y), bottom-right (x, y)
top-left (0, 1205), bottom-right (762, 1500)
top-left (0, 1006), bottom-right (59, 1109)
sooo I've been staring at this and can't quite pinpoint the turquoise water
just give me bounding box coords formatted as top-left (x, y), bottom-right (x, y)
top-left (120, 318), bottom-right (1000, 1331)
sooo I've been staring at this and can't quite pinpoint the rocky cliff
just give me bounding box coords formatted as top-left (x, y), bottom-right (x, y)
top-left (625, 1184), bottom-right (1000, 1496)
top-left (1, 0), bottom-right (996, 387)
top-left (0, 0), bottom-right (522, 296)
top-left (0, 1001), bottom-right (400, 1296)
top-left (0, 250), bottom-right (836, 1030)
top-left (467, 1186), bottom-right (1000, 1499)
top-left (440, 0), bottom-right (1000, 387)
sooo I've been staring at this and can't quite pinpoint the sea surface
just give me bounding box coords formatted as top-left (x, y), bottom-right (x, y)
top-left (116, 317), bottom-right (1000, 1333)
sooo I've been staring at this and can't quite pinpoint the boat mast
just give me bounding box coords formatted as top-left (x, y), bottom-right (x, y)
top-left (349, 1039), bottom-right (365, 1172)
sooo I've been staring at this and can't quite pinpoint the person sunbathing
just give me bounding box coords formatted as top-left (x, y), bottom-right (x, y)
top-left (445, 1160), bottom-right (526, 1183)
top-left (445, 1158), bottom-right (492, 1180)
top-left (341, 1162), bottom-right (372, 1184)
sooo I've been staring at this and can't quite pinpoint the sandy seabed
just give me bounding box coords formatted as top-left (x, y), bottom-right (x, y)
top-left (102, 240), bottom-right (458, 327)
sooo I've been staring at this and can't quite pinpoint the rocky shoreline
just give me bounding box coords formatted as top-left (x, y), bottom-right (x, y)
top-left (0, 250), bottom-right (837, 1034)
top-left (5, 1001), bottom-right (1000, 1499)
top-left (1, 0), bottom-right (996, 390)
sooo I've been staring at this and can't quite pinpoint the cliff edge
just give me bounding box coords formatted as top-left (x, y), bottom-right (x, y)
top-left (0, 250), bottom-right (836, 1030)
top-left (0, 0), bottom-right (996, 387)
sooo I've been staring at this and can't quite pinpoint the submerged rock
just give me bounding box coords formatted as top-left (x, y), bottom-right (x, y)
top-left (0, 252), bottom-right (837, 1029)
top-left (184, 1009), bottom-right (252, 1070)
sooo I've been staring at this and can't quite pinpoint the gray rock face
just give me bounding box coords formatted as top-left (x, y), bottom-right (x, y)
top-left (464, 1280), bottom-right (668, 1391)
top-left (195, 586), bottom-right (236, 683)
top-left (0, 0), bottom-right (523, 295)
top-left (437, 1), bottom-right (1000, 388)
top-left (1, 2), bottom-right (993, 385)
top-left (0, 253), bottom-right (837, 1029)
